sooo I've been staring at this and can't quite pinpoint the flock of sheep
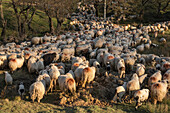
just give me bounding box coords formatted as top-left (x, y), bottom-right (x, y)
top-left (1, 2), bottom-right (170, 110)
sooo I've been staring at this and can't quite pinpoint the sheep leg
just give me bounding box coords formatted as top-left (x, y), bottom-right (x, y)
top-left (153, 99), bottom-right (157, 105)
top-left (82, 75), bottom-right (87, 88)
top-left (47, 80), bottom-right (53, 93)
top-left (54, 79), bottom-right (57, 90)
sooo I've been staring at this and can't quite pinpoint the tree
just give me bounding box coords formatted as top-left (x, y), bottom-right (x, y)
top-left (0, 0), bottom-right (7, 39)
top-left (11, 0), bottom-right (36, 38)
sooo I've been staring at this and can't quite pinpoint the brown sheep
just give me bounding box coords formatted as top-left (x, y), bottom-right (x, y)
top-left (42, 53), bottom-right (57, 66)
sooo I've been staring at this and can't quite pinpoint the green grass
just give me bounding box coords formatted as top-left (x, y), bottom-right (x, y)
top-left (0, 1), bottom-right (69, 40)
top-left (139, 29), bottom-right (170, 57)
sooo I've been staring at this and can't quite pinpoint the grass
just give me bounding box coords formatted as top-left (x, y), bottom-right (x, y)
top-left (139, 29), bottom-right (170, 57)
top-left (0, 1), bottom-right (71, 41)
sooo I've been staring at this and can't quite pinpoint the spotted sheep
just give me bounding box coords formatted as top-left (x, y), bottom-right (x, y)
top-left (148, 71), bottom-right (162, 88)
top-left (113, 82), bottom-right (127, 103)
top-left (134, 89), bottom-right (149, 110)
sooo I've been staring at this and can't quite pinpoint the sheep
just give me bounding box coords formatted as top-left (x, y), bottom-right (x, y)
top-left (4, 71), bottom-right (13, 85)
top-left (151, 80), bottom-right (168, 104)
top-left (113, 82), bottom-right (127, 103)
top-left (31, 37), bottom-right (43, 45)
top-left (18, 82), bottom-right (25, 99)
top-left (74, 65), bottom-right (88, 86)
top-left (61, 53), bottom-right (71, 62)
top-left (37, 74), bottom-right (51, 95)
top-left (163, 69), bottom-right (170, 89)
top-left (36, 58), bottom-right (44, 71)
top-left (136, 64), bottom-right (145, 76)
top-left (81, 66), bottom-right (96, 87)
top-left (62, 48), bottom-right (75, 56)
top-left (93, 61), bottom-right (100, 75)
top-left (8, 52), bottom-right (25, 73)
top-left (148, 71), bottom-right (162, 88)
top-left (126, 73), bottom-right (140, 103)
top-left (117, 59), bottom-right (125, 78)
top-left (58, 75), bottom-right (76, 94)
top-left (27, 56), bottom-right (38, 74)
top-left (134, 89), bottom-right (149, 110)
top-left (47, 64), bottom-right (60, 93)
top-left (29, 79), bottom-right (46, 102)
top-left (124, 56), bottom-right (136, 73)
top-left (42, 53), bottom-right (57, 66)
top-left (71, 62), bottom-right (80, 72)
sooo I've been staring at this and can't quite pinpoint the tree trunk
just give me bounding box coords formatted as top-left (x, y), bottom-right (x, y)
top-left (48, 16), bottom-right (55, 35)
top-left (104, 0), bottom-right (106, 19)
top-left (0, 0), bottom-right (7, 38)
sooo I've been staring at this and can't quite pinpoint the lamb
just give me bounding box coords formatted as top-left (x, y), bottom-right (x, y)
top-left (18, 82), bottom-right (25, 99)
top-left (151, 80), bottom-right (168, 104)
top-left (136, 64), bottom-right (145, 76)
top-left (4, 71), bottom-right (13, 85)
top-left (81, 66), bottom-right (96, 87)
top-left (148, 71), bottom-right (162, 88)
top-left (134, 89), bottom-right (149, 110)
top-left (58, 75), bottom-right (76, 94)
top-left (47, 64), bottom-right (60, 92)
top-left (113, 82), bottom-right (127, 103)
top-left (126, 73), bottom-right (140, 103)
top-left (29, 78), bottom-right (46, 102)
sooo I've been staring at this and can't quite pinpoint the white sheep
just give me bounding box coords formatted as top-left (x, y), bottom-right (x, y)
top-left (27, 56), bottom-right (38, 74)
top-left (136, 64), bottom-right (145, 76)
top-left (134, 89), bottom-right (149, 110)
top-left (113, 82), bottom-right (127, 103)
top-left (47, 64), bottom-right (60, 92)
top-left (37, 74), bottom-right (51, 95)
top-left (58, 74), bottom-right (76, 94)
top-left (151, 80), bottom-right (168, 104)
top-left (18, 82), bottom-right (25, 99)
top-left (117, 59), bottom-right (125, 78)
top-left (36, 58), bottom-right (44, 71)
top-left (29, 79), bottom-right (46, 102)
top-left (74, 65), bottom-right (88, 86)
top-left (4, 71), bottom-right (13, 85)
top-left (126, 73), bottom-right (140, 103)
